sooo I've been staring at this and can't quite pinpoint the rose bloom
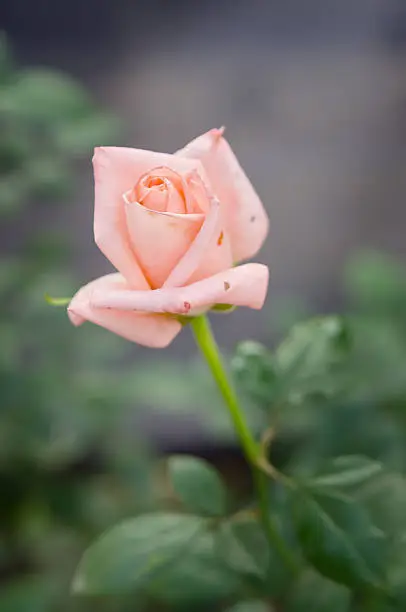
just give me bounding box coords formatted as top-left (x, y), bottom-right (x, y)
top-left (68, 128), bottom-right (269, 348)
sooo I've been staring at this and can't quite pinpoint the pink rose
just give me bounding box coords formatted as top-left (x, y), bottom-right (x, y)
top-left (68, 128), bottom-right (269, 348)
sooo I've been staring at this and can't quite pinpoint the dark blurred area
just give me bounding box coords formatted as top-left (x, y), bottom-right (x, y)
top-left (1, 1), bottom-right (406, 610)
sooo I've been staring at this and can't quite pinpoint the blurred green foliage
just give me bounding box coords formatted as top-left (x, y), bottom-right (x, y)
top-left (0, 34), bottom-right (119, 214)
top-left (230, 252), bottom-right (406, 610)
top-left (2, 31), bottom-right (406, 612)
top-left (0, 36), bottom-right (153, 612)
top-left (74, 250), bottom-right (406, 611)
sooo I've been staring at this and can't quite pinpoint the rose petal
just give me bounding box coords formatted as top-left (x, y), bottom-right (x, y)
top-left (124, 193), bottom-right (205, 288)
top-left (91, 263), bottom-right (269, 316)
top-left (138, 184), bottom-right (168, 213)
top-left (136, 167), bottom-right (186, 214)
top-left (163, 196), bottom-right (233, 288)
top-left (93, 147), bottom-right (206, 287)
top-left (183, 171), bottom-right (211, 214)
top-left (138, 167), bottom-right (185, 195)
top-left (68, 273), bottom-right (181, 348)
top-left (176, 129), bottom-right (269, 263)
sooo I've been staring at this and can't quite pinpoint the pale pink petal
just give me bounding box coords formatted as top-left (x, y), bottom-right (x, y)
top-left (163, 197), bottom-right (233, 288)
top-left (176, 129), bottom-right (269, 263)
top-left (188, 211), bottom-right (233, 286)
top-left (93, 149), bottom-right (148, 289)
top-left (183, 170), bottom-right (211, 214)
top-left (155, 177), bottom-right (185, 214)
top-left (136, 167), bottom-right (186, 214)
top-left (91, 264), bottom-right (269, 316)
top-left (67, 273), bottom-right (181, 348)
top-left (138, 184), bottom-right (168, 213)
top-left (93, 147), bottom-right (206, 287)
top-left (91, 285), bottom-right (192, 315)
top-left (124, 194), bottom-right (204, 289)
top-left (138, 167), bottom-right (185, 195)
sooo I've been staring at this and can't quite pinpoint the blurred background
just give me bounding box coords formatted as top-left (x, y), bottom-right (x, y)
top-left (1, 0), bottom-right (406, 610)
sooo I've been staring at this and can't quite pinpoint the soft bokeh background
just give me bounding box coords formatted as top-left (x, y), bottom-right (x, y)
top-left (1, 1), bottom-right (406, 610)
top-left (5, 0), bottom-right (406, 319)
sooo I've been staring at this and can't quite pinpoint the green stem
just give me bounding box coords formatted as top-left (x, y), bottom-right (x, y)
top-left (190, 315), bottom-right (298, 574)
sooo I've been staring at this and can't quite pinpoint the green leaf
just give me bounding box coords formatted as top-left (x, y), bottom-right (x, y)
top-left (310, 456), bottom-right (385, 491)
top-left (356, 473), bottom-right (406, 538)
top-left (291, 487), bottom-right (387, 591)
top-left (44, 293), bottom-right (71, 306)
top-left (385, 534), bottom-right (406, 607)
top-left (211, 303), bottom-right (236, 313)
top-left (147, 529), bottom-right (239, 605)
top-left (216, 518), bottom-right (270, 578)
top-left (275, 316), bottom-right (350, 403)
top-left (168, 455), bottom-right (227, 516)
top-left (232, 341), bottom-right (278, 407)
top-left (226, 601), bottom-right (272, 612)
top-left (72, 512), bottom-right (205, 594)
top-left (286, 569), bottom-right (351, 612)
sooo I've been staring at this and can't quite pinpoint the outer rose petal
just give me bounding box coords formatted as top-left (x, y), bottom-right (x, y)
top-left (91, 263), bottom-right (269, 317)
top-left (93, 147), bottom-right (207, 287)
top-left (67, 273), bottom-right (181, 348)
top-left (176, 129), bottom-right (269, 263)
